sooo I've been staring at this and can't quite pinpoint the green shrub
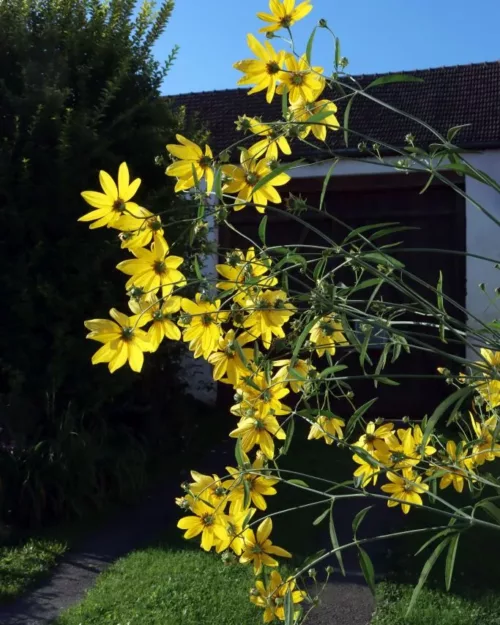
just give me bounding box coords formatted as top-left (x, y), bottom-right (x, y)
top-left (0, 0), bottom-right (203, 528)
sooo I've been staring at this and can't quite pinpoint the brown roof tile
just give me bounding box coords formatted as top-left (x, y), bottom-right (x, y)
top-left (167, 61), bottom-right (500, 160)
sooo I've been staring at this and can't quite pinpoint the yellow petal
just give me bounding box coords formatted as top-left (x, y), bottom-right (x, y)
top-left (99, 170), bottom-right (118, 200)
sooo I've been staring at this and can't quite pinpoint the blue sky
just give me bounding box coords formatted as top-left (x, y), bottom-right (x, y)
top-left (159, 0), bottom-right (499, 95)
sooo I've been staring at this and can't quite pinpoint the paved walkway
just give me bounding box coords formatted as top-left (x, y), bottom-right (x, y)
top-left (0, 443), bottom-right (380, 625)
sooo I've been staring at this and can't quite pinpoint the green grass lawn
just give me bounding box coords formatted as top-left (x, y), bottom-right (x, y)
top-left (0, 538), bottom-right (67, 603)
top-left (54, 546), bottom-right (264, 625)
top-left (372, 582), bottom-right (500, 625)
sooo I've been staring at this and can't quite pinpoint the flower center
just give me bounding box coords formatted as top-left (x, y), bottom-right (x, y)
top-left (319, 321), bottom-right (334, 336)
top-left (153, 260), bottom-right (166, 275)
top-left (266, 61), bottom-right (281, 75)
top-left (199, 155), bottom-right (212, 169)
top-left (245, 172), bottom-right (260, 187)
top-left (291, 72), bottom-right (305, 86)
top-left (254, 418), bottom-right (265, 431)
top-left (251, 544), bottom-right (263, 554)
top-left (113, 198), bottom-right (126, 213)
top-left (121, 327), bottom-right (134, 341)
top-left (202, 313), bottom-right (213, 326)
top-left (280, 14), bottom-right (293, 27)
top-left (152, 310), bottom-right (163, 322)
top-left (201, 513), bottom-right (214, 527)
top-left (150, 219), bottom-right (162, 231)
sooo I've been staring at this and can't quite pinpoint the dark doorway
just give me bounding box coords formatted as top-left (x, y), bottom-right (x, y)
top-left (218, 172), bottom-right (466, 420)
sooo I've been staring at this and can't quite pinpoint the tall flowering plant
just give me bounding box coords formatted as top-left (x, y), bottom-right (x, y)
top-left (79, 1), bottom-right (500, 621)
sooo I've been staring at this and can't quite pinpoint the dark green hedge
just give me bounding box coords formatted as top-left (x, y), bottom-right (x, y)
top-left (0, 0), bottom-right (203, 528)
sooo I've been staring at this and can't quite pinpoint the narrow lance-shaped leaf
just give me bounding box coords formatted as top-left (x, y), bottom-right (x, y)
top-left (329, 500), bottom-right (346, 576)
top-left (445, 533), bottom-right (460, 591)
top-left (319, 160), bottom-right (338, 210)
top-left (258, 215), bottom-right (268, 246)
top-left (358, 546), bottom-right (376, 595)
top-left (305, 26), bottom-right (317, 64)
top-left (366, 73), bottom-right (424, 88)
top-left (406, 537), bottom-right (451, 616)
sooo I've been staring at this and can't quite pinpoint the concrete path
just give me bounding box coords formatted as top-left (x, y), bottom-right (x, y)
top-left (0, 442), bottom-right (380, 625)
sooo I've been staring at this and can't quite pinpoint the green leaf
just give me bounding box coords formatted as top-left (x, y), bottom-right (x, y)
top-left (288, 478), bottom-right (309, 488)
top-left (415, 528), bottom-right (456, 556)
top-left (243, 477), bottom-right (251, 510)
top-left (319, 160), bottom-right (338, 211)
top-left (406, 538), bottom-right (450, 615)
top-left (319, 364), bottom-right (348, 379)
top-left (290, 318), bottom-right (318, 365)
top-left (359, 325), bottom-right (373, 369)
top-left (421, 386), bottom-right (472, 456)
top-left (258, 215), bottom-right (268, 246)
top-left (345, 222), bottom-right (400, 242)
top-left (335, 37), bottom-right (341, 69)
top-left (193, 255), bottom-right (202, 280)
top-left (329, 501), bottom-right (346, 576)
top-left (352, 505), bottom-right (373, 537)
top-left (345, 398), bottom-right (378, 438)
top-left (362, 251), bottom-right (405, 269)
top-left (475, 500), bottom-right (500, 525)
top-left (447, 124), bottom-right (471, 143)
top-left (252, 160), bottom-right (303, 196)
top-left (313, 507), bottom-right (330, 526)
top-left (366, 73), bottom-right (424, 89)
top-left (214, 166), bottom-right (223, 200)
top-left (313, 257), bottom-right (327, 281)
top-left (235, 438), bottom-right (245, 467)
top-left (350, 278), bottom-right (383, 295)
top-left (343, 95), bottom-right (355, 148)
top-left (445, 533), bottom-right (460, 591)
top-left (305, 26), bottom-right (317, 64)
top-left (437, 271), bottom-right (447, 344)
top-left (374, 376), bottom-right (399, 386)
top-left (305, 109), bottom-right (338, 126)
top-left (233, 339), bottom-right (250, 369)
top-left (284, 588), bottom-right (294, 625)
top-left (358, 547), bottom-right (376, 595)
top-left (197, 201), bottom-right (205, 219)
top-left (282, 417), bottom-right (295, 456)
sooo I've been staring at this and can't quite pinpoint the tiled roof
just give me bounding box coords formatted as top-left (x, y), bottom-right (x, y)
top-left (167, 61), bottom-right (500, 160)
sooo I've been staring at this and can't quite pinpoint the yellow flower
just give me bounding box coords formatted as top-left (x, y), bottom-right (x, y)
top-left (84, 309), bottom-right (150, 373)
top-left (129, 293), bottom-right (181, 352)
top-left (278, 54), bottom-right (324, 105)
top-left (391, 426), bottom-right (436, 469)
top-left (216, 248), bottom-right (278, 306)
top-left (177, 499), bottom-right (225, 551)
top-left (245, 117), bottom-right (292, 161)
top-left (222, 149), bottom-right (290, 213)
top-left (79, 162), bottom-right (142, 229)
top-left (188, 471), bottom-right (229, 508)
top-left (273, 358), bottom-right (315, 393)
top-left (470, 414), bottom-right (500, 465)
top-left (179, 294), bottom-right (229, 359)
top-left (240, 290), bottom-right (295, 349)
top-left (355, 421), bottom-right (396, 457)
top-left (353, 451), bottom-right (387, 487)
top-left (308, 414), bottom-right (345, 445)
top-left (439, 440), bottom-right (474, 494)
top-left (250, 569), bottom-right (306, 623)
top-left (216, 508), bottom-right (256, 556)
top-left (207, 330), bottom-right (253, 385)
top-left (165, 134), bottom-right (214, 193)
top-left (309, 315), bottom-right (346, 357)
top-left (224, 455), bottom-right (279, 513)
top-left (230, 414), bottom-right (286, 459)
top-left (117, 207), bottom-right (164, 250)
top-left (240, 518), bottom-right (291, 574)
top-left (289, 98), bottom-right (339, 141)
top-left (381, 469), bottom-right (429, 514)
top-left (116, 235), bottom-right (186, 298)
top-left (234, 34), bottom-right (285, 103)
top-left (473, 348), bottom-right (500, 408)
top-left (235, 373), bottom-right (291, 419)
top-left (257, 0), bottom-right (313, 33)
